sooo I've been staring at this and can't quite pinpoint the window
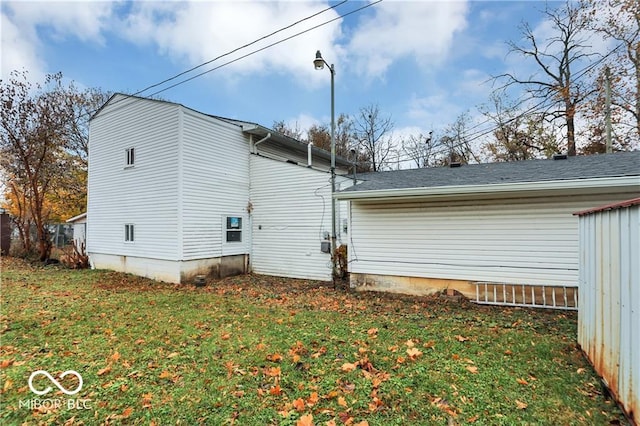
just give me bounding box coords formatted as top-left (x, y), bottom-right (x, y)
top-left (125, 224), bottom-right (134, 242)
top-left (225, 216), bottom-right (242, 242)
top-left (125, 148), bottom-right (135, 167)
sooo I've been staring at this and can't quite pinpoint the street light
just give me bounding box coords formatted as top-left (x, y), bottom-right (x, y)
top-left (313, 50), bottom-right (337, 280)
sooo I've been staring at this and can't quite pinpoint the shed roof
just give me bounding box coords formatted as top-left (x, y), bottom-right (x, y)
top-left (342, 151), bottom-right (639, 192)
top-left (335, 151), bottom-right (639, 201)
top-left (573, 197), bottom-right (640, 216)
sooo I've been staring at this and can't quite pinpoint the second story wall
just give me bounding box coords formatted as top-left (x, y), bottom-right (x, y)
top-left (87, 95), bottom-right (180, 260)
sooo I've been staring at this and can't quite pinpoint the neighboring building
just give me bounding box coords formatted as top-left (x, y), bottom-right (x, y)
top-left (335, 152), bottom-right (640, 304)
top-left (66, 212), bottom-right (87, 250)
top-left (87, 94), bottom-right (351, 283)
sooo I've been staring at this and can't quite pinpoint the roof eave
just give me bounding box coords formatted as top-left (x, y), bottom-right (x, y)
top-left (334, 176), bottom-right (640, 201)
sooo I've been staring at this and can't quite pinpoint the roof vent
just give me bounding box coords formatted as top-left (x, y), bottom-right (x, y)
top-left (449, 162), bottom-right (462, 168)
top-left (553, 154), bottom-right (568, 160)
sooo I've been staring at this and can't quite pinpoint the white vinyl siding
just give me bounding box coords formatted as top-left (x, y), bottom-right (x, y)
top-left (180, 108), bottom-right (250, 260)
top-left (348, 193), bottom-right (637, 287)
top-left (250, 155), bottom-right (340, 281)
top-left (87, 95), bottom-right (179, 260)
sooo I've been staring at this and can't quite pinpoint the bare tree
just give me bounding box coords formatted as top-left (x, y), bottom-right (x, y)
top-left (353, 104), bottom-right (394, 172)
top-left (401, 131), bottom-right (441, 168)
top-left (439, 112), bottom-right (480, 165)
top-left (272, 120), bottom-right (304, 140)
top-left (497, 1), bottom-right (595, 156)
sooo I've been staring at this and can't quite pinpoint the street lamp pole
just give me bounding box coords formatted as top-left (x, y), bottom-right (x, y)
top-left (314, 50), bottom-right (337, 280)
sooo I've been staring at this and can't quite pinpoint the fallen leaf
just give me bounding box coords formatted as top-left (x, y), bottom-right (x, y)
top-left (3, 379), bottom-right (12, 391)
top-left (269, 385), bottom-right (282, 396)
top-left (423, 341), bottom-right (436, 349)
top-left (307, 392), bottom-right (319, 406)
top-left (167, 352), bottom-right (179, 358)
top-left (338, 396), bottom-right (348, 407)
top-left (111, 351), bottom-right (121, 362)
top-left (406, 347), bottom-right (423, 360)
top-left (341, 362), bottom-right (357, 372)
top-left (367, 328), bottom-right (378, 335)
top-left (515, 400), bottom-right (528, 410)
top-left (297, 413), bottom-right (313, 426)
top-left (355, 421), bottom-right (369, 426)
top-left (267, 353), bottom-right (283, 362)
top-left (326, 420), bottom-right (337, 426)
top-left (122, 407), bottom-right (133, 418)
top-left (465, 366), bottom-right (478, 374)
top-left (293, 397), bottom-right (306, 411)
top-left (405, 340), bottom-right (415, 348)
top-left (576, 368), bottom-right (586, 374)
top-left (455, 335), bottom-right (468, 342)
top-left (159, 370), bottom-right (172, 379)
top-left (516, 378), bottom-right (528, 385)
top-left (97, 366), bottom-right (112, 376)
top-left (0, 359), bottom-right (14, 369)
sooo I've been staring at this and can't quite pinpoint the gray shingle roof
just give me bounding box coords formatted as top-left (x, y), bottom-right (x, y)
top-left (341, 151), bottom-right (640, 193)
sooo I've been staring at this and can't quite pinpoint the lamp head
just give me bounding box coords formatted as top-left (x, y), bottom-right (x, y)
top-left (313, 50), bottom-right (325, 70)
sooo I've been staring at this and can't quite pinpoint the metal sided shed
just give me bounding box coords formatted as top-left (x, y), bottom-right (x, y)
top-left (575, 198), bottom-right (640, 425)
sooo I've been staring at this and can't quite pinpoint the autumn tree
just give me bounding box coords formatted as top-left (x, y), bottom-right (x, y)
top-left (1, 71), bottom-right (108, 260)
top-left (272, 120), bottom-right (304, 141)
top-left (480, 92), bottom-right (560, 161)
top-left (582, 0), bottom-right (640, 145)
top-left (498, 1), bottom-right (595, 156)
top-left (353, 104), bottom-right (394, 172)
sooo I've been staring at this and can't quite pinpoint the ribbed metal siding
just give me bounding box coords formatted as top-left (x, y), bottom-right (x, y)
top-left (87, 95), bottom-right (180, 260)
top-left (249, 155), bottom-right (335, 281)
top-left (348, 194), bottom-right (636, 287)
top-left (577, 203), bottom-right (639, 425)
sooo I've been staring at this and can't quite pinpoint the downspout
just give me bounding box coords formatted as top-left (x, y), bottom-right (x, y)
top-left (307, 142), bottom-right (313, 167)
top-left (253, 132), bottom-right (271, 154)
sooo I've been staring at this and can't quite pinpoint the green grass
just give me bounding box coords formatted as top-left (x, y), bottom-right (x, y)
top-left (0, 257), bottom-right (627, 425)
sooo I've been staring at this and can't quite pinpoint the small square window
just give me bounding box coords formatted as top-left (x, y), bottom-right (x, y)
top-left (225, 217), bottom-right (242, 242)
top-left (125, 224), bottom-right (134, 242)
top-left (125, 148), bottom-right (135, 166)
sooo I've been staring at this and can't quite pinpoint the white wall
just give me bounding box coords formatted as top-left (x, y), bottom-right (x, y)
top-left (348, 193), bottom-right (638, 287)
top-left (249, 155), bottom-right (339, 280)
top-left (87, 95), bottom-right (180, 261)
top-left (180, 108), bottom-right (250, 260)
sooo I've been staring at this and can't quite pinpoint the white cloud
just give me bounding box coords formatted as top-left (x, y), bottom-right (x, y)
top-left (1, 1), bottom-right (115, 79)
top-left (345, 0), bottom-right (468, 79)
top-left (1, 12), bottom-right (44, 80)
top-left (118, 1), bottom-right (343, 86)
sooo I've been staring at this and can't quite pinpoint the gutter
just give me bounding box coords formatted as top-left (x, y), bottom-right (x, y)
top-left (333, 176), bottom-right (640, 201)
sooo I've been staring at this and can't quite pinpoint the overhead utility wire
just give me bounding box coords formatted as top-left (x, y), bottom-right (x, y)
top-left (135, 0), bottom-right (349, 97)
top-left (147, 0), bottom-right (383, 98)
top-left (88, 0), bottom-right (383, 120)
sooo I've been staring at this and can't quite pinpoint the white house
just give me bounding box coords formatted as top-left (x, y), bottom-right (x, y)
top-left (335, 152), bottom-right (640, 306)
top-left (87, 94), bottom-right (351, 283)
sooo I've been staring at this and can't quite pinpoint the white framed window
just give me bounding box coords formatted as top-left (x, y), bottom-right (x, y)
top-left (225, 216), bottom-right (242, 243)
top-left (124, 224), bottom-right (135, 242)
top-left (125, 148), bottom-right (135, 167)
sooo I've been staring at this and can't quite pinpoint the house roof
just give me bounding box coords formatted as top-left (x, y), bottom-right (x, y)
top-left (212, 117), bottom-right (351, 167)
top-left (93, 93), bottom-right (348, 166)
top-left (336, 151), bottom-right (640, 201)
top-left (66, 212), bottom-right (87, 223)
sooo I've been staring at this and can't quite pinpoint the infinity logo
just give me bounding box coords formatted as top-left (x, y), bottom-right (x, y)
top-left (28, 370), bottom-right (83, 396)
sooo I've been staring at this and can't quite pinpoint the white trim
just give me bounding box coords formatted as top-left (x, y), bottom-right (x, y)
top-left (66, 212), bottom-right (87, 223)
top-left (334, 176), bottom-right (640, 201)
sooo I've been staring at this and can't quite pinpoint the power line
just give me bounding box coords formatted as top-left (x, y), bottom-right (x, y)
top-left (147, 1), bottom-right (382, 98)
top-left (90, 1), bottom-right (381, 120)
top-left (133, 0), bottom-right (349, 98)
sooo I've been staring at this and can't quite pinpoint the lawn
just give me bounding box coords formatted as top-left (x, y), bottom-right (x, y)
top-left (0, 257), bottom-right (626, 425)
